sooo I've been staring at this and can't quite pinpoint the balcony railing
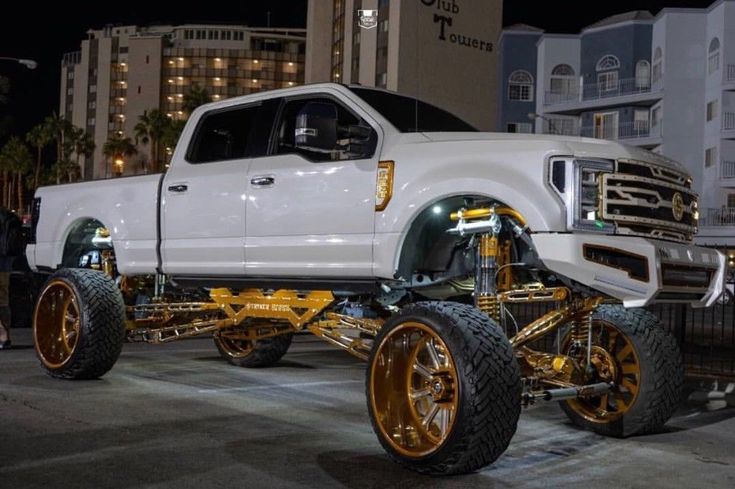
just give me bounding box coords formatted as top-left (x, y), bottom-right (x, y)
top-left (727, 64), bottom-right (735, 82)
top-left (723, 112), bottom-right (735, 130)
top-left (722, 161), bottom-right (735, 179)
top-left (544, 77), bottom-right (655, 106)
top-left (578, 121), bottom-right (660, 141)
top-left (701, 207), bottom-right (735, 226)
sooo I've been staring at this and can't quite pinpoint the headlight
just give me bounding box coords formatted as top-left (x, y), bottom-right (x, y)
top-left (549, 158), bottom-right (615, 232)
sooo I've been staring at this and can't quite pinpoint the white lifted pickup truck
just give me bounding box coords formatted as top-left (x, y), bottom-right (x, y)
top-left (27, 83), bottom-right (725, 475)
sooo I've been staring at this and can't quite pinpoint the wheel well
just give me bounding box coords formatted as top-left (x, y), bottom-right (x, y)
top-left (396, 195), bottom-right (517, 280)
top-left (61, 218), bottom-right (108, 268)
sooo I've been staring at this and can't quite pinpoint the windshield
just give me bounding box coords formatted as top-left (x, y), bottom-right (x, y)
top-left (348, 87), bottom-right (478, 133)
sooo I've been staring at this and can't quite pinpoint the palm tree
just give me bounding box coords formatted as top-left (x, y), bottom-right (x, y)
top-left (134, 109), bottom-right (169, 173)
top-left (70, 127), bottom-right (95, 182)
top-left (103, 135), bottom-right (137, 177)
top-left (182, 85), bottom-right (211, 114)
top-left (161, 119), bottom-right (187, 166)
top-left (43, 112), bottom-right (73, 166)
top-left (0, 137), bottom-right (32, 211)
top-left (26, 122), bottom-right (53, 189)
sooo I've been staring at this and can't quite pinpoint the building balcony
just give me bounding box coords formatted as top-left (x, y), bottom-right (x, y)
top-left (576, 121), bottom-right (662, 147)
top-left (722, 160), bottom-right (735, 179)
top-left (701, 207), bottom-right (735, 226)
top-left (722, 112), bottom-right (735, 139)
top-left (543, 77), bottom-right (662, 115)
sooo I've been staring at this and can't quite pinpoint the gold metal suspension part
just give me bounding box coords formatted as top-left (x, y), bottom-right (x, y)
top-left (125, 289), bottom-right (335, 344)
top-left (309, 313), bottom-right (384, 361)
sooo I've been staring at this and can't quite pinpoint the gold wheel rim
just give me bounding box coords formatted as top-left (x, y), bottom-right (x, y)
top-left (565, 321), bottom-right (641, 424)
top-left (370, 321), bottom-right (459, 459)
top-left (215, 329), bottom-right (255, 359)
top-left (33, 280), bottom-right (81, 369)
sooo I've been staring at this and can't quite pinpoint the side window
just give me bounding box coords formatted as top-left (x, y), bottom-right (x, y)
top-left (187, 105), bottom-right (259, 163)
top-left (275, 96), bottom-right (376, 162)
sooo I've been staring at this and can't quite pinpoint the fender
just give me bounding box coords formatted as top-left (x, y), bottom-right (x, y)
top-left (373, 139), bottom-right (570, 279)
top-left (30, 174), bottom-right (162, 275)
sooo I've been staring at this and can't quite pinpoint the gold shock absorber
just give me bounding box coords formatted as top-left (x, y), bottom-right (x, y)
top-left (476, 234), bottom-right (500, 321)
top-left (570, 309), bottom-right (592, 346)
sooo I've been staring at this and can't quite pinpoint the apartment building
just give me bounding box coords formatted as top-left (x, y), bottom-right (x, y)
top-left (306, 0), bottom-right (503, 130)
top-left (60, 24), bottom-right (305, 179)
top-left (498, 0), bottom-right (735, 247)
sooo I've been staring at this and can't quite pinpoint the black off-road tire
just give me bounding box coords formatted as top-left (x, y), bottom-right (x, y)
top-left (33, 268), bottom-right (126, 380)
top-left (560, 304), bottom-right (684, 437)
top-left (366, 302), bottom-right (521, 475)
top-left (214, 331), bottom-right (294, 368)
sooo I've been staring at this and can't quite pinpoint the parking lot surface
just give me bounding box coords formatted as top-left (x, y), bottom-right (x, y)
top-left (1, 329), bottom-right (734, 489)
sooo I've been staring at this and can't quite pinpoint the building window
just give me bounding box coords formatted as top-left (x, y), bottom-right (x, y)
top-left (376, 72), bottom-right (387, 88)
top-left (549, 64), bottom-right (576, 97)
top-left (67, 88), bottom-right (73, 95)
top-left (707, 100), bottom-right (718, 122)
top-left (705, 146), bottom-right (718, 167)
top-left (379, 20), bottom-right (389, 32)
top-left (88, 101), bottom-right (96, 109)
top-left (596, 55), bottom-right (620, 93)
top-left (634, 109), bottom-right (649, 134)
top-left (651, 106), bottom-right (662, 129)
top-left (635, 60), bottom-right (650, 89)
top-left (596, 55), bottom-right (620, 71)
top-left (508, 70), bottom-right (534, 102)
top-left (709, 38), bottom-right (720, 75)
top-left (87, 118), bottom-right (95, 126)
top-left (546, 118), bottom-right (576, 136)
top-left (593, 111), bottom-right (618, 139)
top-left (652, 47), bottom-right (663, 84)
top-left (145, 55), bottom-right (150, 64)
top-left (137, 85), bottom-right (142, 94)
top-left (728, 194), bottom-right (735, 208)
top-left (89, 85), bottom-right (97, 93)
top-left (507, 122), bottom-right (533, 133)
top-left (67, 71), bottom-right (74, 80)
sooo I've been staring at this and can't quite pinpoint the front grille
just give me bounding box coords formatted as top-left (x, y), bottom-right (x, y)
top-left (600, 159), bottom-right (698, 243)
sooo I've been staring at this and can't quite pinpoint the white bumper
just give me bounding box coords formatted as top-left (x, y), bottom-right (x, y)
top-left (532, 233), bottom-right (726, 308)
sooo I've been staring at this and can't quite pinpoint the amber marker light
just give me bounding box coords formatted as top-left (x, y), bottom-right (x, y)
top-left (375, 161), bottom-right (395, 211)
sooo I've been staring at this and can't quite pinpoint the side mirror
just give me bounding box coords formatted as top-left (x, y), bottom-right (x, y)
top-left (295, 102), bottom-right (338, 153)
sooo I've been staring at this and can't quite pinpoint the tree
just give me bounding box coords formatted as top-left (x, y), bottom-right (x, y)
top-left (134, 109), bottom-right (168, 173)
top-left (160, 119), bottom-right (187, 166)
top-left (102, 135), bottom-right (137, 177)
top-left (26, 122), bottom-right (53, 189)
top-left (43, 112), bottom-right (73, 170)
top-left (0, 136), bottom-right (32, 211)
top-left (182, 84), bottom-right (211, 114)
top-left (69, 127), bottom-right (95, 182)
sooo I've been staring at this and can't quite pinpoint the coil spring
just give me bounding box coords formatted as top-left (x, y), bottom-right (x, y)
top-left (570, 309), bottom-right (592, 345)
top-left (477, 294), bottom-right (500, 322)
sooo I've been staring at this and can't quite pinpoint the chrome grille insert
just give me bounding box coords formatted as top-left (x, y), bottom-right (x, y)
top-left (600, 160), bottom-right (698, 242)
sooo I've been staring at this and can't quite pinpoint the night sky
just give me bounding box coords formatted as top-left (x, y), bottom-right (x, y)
top-left (0, 0), bottom-right (714, 140)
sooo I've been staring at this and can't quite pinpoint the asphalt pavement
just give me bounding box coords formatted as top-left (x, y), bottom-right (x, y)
top-left (1, 329), bottom-right (734, 489)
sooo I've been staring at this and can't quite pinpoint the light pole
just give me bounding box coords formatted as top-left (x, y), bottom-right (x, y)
top-left (0, 57), bottom-right (38, 70)
top-left (528, 112), bottom-right (557, 135)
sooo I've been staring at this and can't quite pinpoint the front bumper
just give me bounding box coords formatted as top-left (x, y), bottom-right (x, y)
top-left (532, 233), bottom-right (726, 308)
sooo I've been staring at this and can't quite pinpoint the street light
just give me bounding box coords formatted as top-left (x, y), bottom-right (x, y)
top-left (528, 112), bottom-right (556, 134)
top-left (0, 57), bottom-right (38, 70)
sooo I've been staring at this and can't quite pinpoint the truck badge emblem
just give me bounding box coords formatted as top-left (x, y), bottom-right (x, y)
top-left (671, 192), bottom-right (685, 222)
top-left (358, 9), bottom-right (378, 29)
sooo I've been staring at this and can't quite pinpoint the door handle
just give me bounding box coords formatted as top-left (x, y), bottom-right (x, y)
top-left (167, 184), bottom-right (188, 193)
top-left (251, 176), bottom-right (275, 187)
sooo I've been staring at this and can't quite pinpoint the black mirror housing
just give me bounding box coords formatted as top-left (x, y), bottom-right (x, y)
top-left (295, 102), bottom-right (338, 153)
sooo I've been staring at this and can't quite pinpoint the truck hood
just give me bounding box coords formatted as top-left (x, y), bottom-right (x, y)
top-left (418, 132), bottom-right (688, 175)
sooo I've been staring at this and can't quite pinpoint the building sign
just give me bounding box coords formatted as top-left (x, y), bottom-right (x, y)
top-left (358, 10), bottom-right (378, 29)
top-left (420, 0), bottom-right (494, 53)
